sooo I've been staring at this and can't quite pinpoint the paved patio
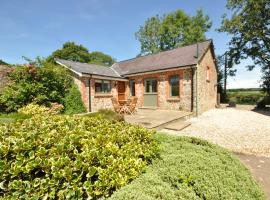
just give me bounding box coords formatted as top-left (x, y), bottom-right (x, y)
top-left (125, 109), bottom-right (191, 129)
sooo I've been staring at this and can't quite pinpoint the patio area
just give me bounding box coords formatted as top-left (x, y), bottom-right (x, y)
top-left (124, 108), bottom-right (192, 129)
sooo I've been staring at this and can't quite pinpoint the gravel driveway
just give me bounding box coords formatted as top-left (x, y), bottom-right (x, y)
top-left (163, 108), bottom-right (270, 157)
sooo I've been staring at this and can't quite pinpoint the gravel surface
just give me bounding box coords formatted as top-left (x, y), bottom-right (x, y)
top-left (163, 108), bottom-right (270, 157)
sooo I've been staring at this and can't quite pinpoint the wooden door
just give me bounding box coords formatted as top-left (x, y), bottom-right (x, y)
top-left (118, 81), bottom-right (126, 102)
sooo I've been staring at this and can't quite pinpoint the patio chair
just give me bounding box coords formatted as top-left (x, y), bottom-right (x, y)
top-left (111, 97), bottom-right (122, 113)
top-left (127, 97), bottom-right (138, 114)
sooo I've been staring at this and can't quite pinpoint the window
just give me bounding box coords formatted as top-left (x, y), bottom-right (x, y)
top-left (95, 79), bottom-right (111, 93)
top-left (129, 80), bottom-right (135, 96)
top-left (206, 67), bottom-right (210, 81)
top-left (169, 76), bottom-right (179, 97)
top-left (145, 79), bottom-right (157, 93)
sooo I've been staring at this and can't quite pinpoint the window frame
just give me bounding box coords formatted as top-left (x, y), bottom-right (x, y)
top-left (94, 79), bottom-right (111, 94)
top-left (129, 80), bottom-right (136, 96)
top-left (169, 75), bottom-right (180, 97)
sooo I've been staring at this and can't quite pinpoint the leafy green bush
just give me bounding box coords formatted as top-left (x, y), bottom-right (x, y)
top-left (107, 134), bottom-right (265, 200)
top-left (0, 63), bottom-right (72, 112)
top-left (18, 103), bottom-right (50, 115)
top-left (0, 115), bottom-right (158, 199)
top-left (63, 84), bottom-right (86, 114)
top-left (85, 109), bottom-right (124, 122)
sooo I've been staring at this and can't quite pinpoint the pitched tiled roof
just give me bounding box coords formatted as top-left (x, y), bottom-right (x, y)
top-left (55, 59), bottom-right (121, 78)
top-left (112, 40), bottom-right (212, 76)
top-left (56, 40), bottom-right (214, 78)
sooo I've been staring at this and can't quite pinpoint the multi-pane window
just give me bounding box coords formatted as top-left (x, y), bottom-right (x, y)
top-left (129, 80), bottom-right (135, 96)
top-left (95, 79), bottom-right (111, 93)
top-left (169, 76), bottom-right (179, 97)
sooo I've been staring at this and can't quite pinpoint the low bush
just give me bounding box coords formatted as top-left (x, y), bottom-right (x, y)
top-left (0, 115), bottom-right (158, 199)
top-left (18, 103), bottom-right (50, 115)
top-left (256, 96), bottom-right (270, 109)
top-left (107, 134), bottom-right (265, 200)
top-left (85, 109), bottom-right (124, 122)
top-left (64, 84), bottom-right (86, 114)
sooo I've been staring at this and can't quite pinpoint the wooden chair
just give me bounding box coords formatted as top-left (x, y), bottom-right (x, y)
top-left (127, 97), bottom-right (138, 114)
top-left (111, 97), bottom-right (122, 113)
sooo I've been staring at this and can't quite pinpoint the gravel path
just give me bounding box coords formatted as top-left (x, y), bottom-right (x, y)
top-left (163, 108), bottom-right (270, 157)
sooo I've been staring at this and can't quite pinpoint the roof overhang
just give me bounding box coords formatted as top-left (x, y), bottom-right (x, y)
top-left (82, 73), bottom-right (129, 82)
top-left (56, 60), bottom-right (128, 82)
top-left (124, 65), bottom-right (196, 77)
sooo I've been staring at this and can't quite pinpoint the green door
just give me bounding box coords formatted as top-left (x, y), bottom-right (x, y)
top-left (144, 78), bottom-right (158, 107)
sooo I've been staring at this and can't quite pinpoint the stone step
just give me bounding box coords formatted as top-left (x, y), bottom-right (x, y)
top-left (164, 121), bottom-right (191, 131)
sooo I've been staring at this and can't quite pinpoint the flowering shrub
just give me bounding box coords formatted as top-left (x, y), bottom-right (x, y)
top-left (18, 103), bottom-right (64, 115)
top-left (0, 115), bottom-right (158, 199)
top-left (48, 103), bottom-right (64, 114)
top-left (18, 103), bottom-right (49, 115)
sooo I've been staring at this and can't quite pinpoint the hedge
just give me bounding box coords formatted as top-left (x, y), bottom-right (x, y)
top-left (107, 134), bottom-right (265, 200)
top-left (227, 92), bottom-right (265, 105)
top-left (0, 115), bottom-right (158, 199)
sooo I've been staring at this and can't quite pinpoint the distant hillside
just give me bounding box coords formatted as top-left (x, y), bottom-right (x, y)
top-left (227, 88), bottom-right (262, 92)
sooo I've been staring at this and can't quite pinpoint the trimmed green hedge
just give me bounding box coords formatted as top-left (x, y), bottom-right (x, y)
top-left (0, 115), bottom-right (158, 199)
top-left (107, 134), bottom-right (265, 200)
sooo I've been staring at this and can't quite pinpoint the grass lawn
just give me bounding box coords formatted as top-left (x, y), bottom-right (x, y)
top-left (107, 133), bottom-right (265, 200)
top-left (0, 112), bottom-right (31, 123)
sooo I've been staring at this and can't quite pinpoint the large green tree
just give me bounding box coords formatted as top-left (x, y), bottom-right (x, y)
top-left (219, 0), bottom-right (270, 94)
top-left (47, 42), bottom-right (115, 66)
top-left (135, 9), bottom-right (212, 55)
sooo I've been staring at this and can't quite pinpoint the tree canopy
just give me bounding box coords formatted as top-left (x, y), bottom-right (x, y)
top-left (135, 9), bottom-right (212, 55)
top-left (47, 42), bottom-right (115, 66)
top-left (219, 0), bottom-right (270, 94)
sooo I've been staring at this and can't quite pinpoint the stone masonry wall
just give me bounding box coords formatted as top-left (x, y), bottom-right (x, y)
top-left (129, 68), bottom-right (193, 112)
top-left (197, 48), bottom-right (218, 114)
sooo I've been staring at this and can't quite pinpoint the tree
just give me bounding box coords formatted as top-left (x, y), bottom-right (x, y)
top-left (47, 42), bottom-right (115, 66)
top-left (135, 9), bottom-right (212, 55)
top-left (219, 0), bottom-right (270, 94)
top-left (0, 59), bottom-right (9, 66)
top-left (216, 54), bottom-right (237, 102)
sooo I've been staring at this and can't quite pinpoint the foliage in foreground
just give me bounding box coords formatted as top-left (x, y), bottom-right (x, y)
top-left (0, 115), bottom-right (158, 199)
top-left (107, 134), bottom-right (265, 200)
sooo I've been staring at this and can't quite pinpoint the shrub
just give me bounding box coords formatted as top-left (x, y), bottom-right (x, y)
top-left (0, 64), bottom-right (73, 112)
top-left (85, 109), bottom-right (124, 122)
top-left (64, 84), bottom-right (86, 114)
top-left (107, 134), bottom-right (265, 200)
top-left (18, 103), bottom-right (50, 115)
top-left (0, 115), bottom-right (158, 199)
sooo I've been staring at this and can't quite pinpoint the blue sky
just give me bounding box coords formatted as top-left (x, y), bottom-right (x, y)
top-left (0, 0), bottom-right (261, 88)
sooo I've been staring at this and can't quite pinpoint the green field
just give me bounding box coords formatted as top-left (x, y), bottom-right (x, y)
top-left (226, 88), bottom-right (266, 105)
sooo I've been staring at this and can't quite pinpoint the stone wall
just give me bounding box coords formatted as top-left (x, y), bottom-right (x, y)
top-left (73, 74), bottom-right (118, 112)
top-left (128, 68), bottom-right (193, 112)
top-left (196, 48), bottom-right (218, 114)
